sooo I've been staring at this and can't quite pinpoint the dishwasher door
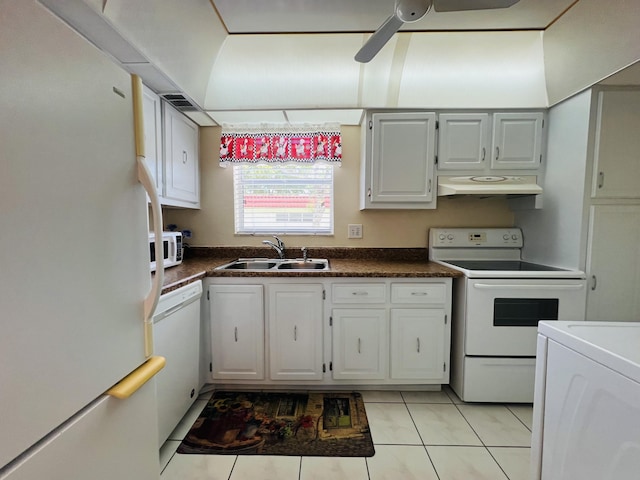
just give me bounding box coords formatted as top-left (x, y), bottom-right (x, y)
top-left (153, 280), bottom-right (203, 447)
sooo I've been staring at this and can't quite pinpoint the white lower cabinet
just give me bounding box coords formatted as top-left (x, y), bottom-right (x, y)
top-left (332, 308), bottom-right (387, 380)
top-left (206, 277), bottom-right (451, 387)
top-left (390, 309), bottom-right (446, 380)
top-left (209, 284), bottom-right (264, 380)
top-left (269, 284), bottom-right (323, 381)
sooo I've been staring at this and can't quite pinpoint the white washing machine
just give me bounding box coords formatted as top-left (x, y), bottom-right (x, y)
top-left (531, 321), bottom-right (640, 480)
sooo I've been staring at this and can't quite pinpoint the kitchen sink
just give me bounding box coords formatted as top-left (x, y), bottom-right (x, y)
top-left (276, 260), bottom-right (328, 270)
top-left (222, 260), bottom-right (278, 270)
top-left (216, 258), bottom-right (330, 272)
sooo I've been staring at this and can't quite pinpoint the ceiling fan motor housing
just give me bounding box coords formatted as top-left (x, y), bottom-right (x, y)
top-left (396, 0), bottom-right (432, 23)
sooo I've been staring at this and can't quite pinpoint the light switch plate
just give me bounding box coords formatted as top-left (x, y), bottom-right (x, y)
top-left (348, 224), bottom-right (363, 239)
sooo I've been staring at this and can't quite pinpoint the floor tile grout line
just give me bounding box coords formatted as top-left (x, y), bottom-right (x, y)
top-left (403, 399), bottom-right (444, 480)
top-left (451, 402), bottom-right (486, 448)
top-left (505, 404), bottom-right (533, 433)
top-left (227, 455), bottom-right (238, 480)
top-left (486, 446), bottom-right (513, 480)
top-left (400, 393), bottom-right (440, 480)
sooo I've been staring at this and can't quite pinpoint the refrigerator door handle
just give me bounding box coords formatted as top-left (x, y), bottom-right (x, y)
top-left (107, 355), bottom-right (166, 399)
top-left (132, 74), bottom-right (164, 357)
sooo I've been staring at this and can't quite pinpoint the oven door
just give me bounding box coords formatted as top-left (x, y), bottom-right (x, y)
top-left (464, 278), bottom-right (587, 356)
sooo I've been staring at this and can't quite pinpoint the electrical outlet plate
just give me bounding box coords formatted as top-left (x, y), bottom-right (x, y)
top-left (348, 224), bottom-right (363, 239)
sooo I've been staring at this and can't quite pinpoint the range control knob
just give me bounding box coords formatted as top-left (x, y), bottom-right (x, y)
top-left (512, 234), bottom-right (519, 240)
top-left (447, 234), bottom-right (454, 240)
top-left (439, 234), bottom-right (446, 240)
top-left (503, 234), bottom-right (510, 240)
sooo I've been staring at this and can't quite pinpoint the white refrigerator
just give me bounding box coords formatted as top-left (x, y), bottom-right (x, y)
top-left (1, 1), bottom-right (164, 478)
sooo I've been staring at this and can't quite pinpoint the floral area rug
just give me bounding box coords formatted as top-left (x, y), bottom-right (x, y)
top-left (177, 391), bottom-right (375, 457)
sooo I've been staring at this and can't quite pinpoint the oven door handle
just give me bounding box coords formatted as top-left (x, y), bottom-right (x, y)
top-left (473, 283), bottom-right (585, 290)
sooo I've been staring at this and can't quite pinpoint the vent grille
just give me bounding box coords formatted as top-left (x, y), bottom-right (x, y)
top-left (160, 93), bottom-right (198, 112)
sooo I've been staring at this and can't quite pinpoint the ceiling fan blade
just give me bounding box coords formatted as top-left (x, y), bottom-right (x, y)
top-left (354, 14), bottom-right (404, 63)
top-left (433, 0), bottom-right (520, 12)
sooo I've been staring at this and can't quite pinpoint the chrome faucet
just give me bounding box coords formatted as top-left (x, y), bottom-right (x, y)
top-left (262, 235), bottom-right (285, 259)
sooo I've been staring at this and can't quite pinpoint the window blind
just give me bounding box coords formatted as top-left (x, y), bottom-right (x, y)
top-left (233, 163), bottom-right (334, 235)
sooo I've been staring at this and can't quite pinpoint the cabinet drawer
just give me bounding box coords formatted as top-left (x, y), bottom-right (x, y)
top-left (391, 283), bottom-right (446, 304)
top-left (332, 284), bottom-right (386, 304)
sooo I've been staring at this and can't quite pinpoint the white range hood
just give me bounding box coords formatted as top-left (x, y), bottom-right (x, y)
top-left (437, 175), bottom-right (543, 196)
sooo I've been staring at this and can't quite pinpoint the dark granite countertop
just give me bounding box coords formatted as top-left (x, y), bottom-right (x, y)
top-left (158, 247), bottom-right (462, 294)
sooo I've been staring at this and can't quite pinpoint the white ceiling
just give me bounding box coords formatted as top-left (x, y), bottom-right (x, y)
top-left (210, 0), bottom-right (577, 34)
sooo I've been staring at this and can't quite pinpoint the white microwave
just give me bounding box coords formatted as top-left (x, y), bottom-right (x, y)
top-left (149, 231), bottom-right (182, 271)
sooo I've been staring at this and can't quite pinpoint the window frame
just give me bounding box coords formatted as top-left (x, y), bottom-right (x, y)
top-left (232, 162), bottom-right (335, 236)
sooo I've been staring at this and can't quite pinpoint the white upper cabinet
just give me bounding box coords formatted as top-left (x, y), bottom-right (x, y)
top-left (591, 89), bottom-right (640, 199)
top-left (361, 112), bottom-right (437, 209)
top-left (491, 112), bottom-right (544, 170)
top-left (163, 102), bottom-right (200, 207)
top-left (141, 86), bottom-right (163, 193)
top-left (140, 89), bottom-right (200, 209)
top-left (437, 113), bottom-right (490, 170)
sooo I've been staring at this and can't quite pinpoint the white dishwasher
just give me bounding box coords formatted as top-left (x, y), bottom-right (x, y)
top-left (153, 280), bottom-right (202, 448)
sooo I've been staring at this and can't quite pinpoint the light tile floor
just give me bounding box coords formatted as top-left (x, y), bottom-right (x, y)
top-left (159, 386), bottom-right (532, 480)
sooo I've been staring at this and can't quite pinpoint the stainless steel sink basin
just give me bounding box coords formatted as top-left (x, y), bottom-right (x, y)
top-left (215, 258), bottom-right (330, 272)
top-left (276, 260), bottom-right (328, 270)
top-left (222, 260), bottom-right (278, 270)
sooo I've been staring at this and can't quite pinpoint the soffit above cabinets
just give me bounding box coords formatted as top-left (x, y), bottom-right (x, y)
top-left (207, 110), bottom-right (364, 126)
top-left (210, 0), bottom-right (575, 33)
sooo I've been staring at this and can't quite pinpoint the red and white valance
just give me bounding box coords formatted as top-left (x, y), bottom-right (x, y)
top-left (219, 123), bottom-right (342, 165)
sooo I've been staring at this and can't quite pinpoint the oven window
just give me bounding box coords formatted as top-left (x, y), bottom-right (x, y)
top-left (494, 298), bottom-right (559, 327)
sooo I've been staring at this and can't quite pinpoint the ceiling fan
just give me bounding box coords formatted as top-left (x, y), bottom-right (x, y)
top-left (354, 0), bottom-right (521, 63)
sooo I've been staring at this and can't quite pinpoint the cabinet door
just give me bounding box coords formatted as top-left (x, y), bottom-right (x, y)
top-left (390, 309), bottom-right (446, 381)
top-left (163, 102), bottom-right (199, 205)
top-left (437, 113), bottom-right (489, 170)
top-left (332, 308), bottom-right (387, 380)
top-left (368, 112), bottom-right (436, 205)
top-left (141, 85), bottom-right (163, 194)
top-left (209, 285), bottom-right (264, 380)
top-left (586, 205), bottom-right (640, 321)
top-left (268, 284), bottom-right (323, 381)
top-left (491, 112), bottom-right (543, 170)
top-left (591, 89), bottom-right (640, 198)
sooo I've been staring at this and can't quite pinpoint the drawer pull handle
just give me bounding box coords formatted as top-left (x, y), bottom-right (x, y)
top-left (358, 338), bottom-right (361, 354)
top-left (352, 291), bottom-right (369, 296)
top-left (234, 327), bottom-right (238, 342)
top-left (411, 292), bottom-right (428, 296)
top-left (417, 338), bottom-right (421, 353)
top-left (294, 325), bottom-right (297, 341)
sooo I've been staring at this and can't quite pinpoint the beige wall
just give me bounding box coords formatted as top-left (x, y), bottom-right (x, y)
top-left (164, 126), bottom-right (514, 248)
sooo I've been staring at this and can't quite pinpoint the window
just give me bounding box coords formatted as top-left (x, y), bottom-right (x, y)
top-left (233, 163), bottom-right (333, 235)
